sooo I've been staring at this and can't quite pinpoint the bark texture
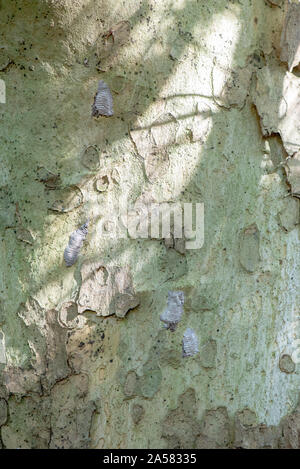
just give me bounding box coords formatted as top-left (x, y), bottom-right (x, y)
top-left (0, 0), bottom-right (299, 449)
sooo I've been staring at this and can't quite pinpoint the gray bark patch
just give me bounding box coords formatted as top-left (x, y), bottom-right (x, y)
top-left (160, 291), bottom-right (184, 331)
top-left (63, 221), bottom-right (89, 267)
top-left (284, 152), bottom-right (300, 198)
top-left (92, 81), bottom-right (114, 118)
top-left (182, 328), bottom-right (199, 358)
top-left (81, 146), bottom-right (100, 171)
top-left (280, 2), bottom-right (300, 72)
top-left (131, 404), bottom-right (145, 425)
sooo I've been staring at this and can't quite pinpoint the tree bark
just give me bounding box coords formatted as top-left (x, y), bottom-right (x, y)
top-left (0, 0), bottom-right (299, 449)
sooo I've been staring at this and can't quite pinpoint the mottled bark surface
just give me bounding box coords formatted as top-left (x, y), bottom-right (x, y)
top-left (0, 0), bottom-right (299, 448)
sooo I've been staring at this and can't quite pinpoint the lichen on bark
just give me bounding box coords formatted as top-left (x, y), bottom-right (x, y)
top-left (0, 0), bottom-right (299, 449)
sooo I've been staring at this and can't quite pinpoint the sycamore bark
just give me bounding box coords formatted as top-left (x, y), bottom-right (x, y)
top-left (0, 0), bottom-right (299, 449)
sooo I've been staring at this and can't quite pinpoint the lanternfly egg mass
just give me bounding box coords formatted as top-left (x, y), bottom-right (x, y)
top-left (92, 80), bottom-right (114, 117)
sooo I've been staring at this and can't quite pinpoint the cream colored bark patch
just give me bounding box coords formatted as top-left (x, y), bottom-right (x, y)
top-left (81, 145), bottom-right (100, 170)
top-left (0, 331), bottom-right (6, 364)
